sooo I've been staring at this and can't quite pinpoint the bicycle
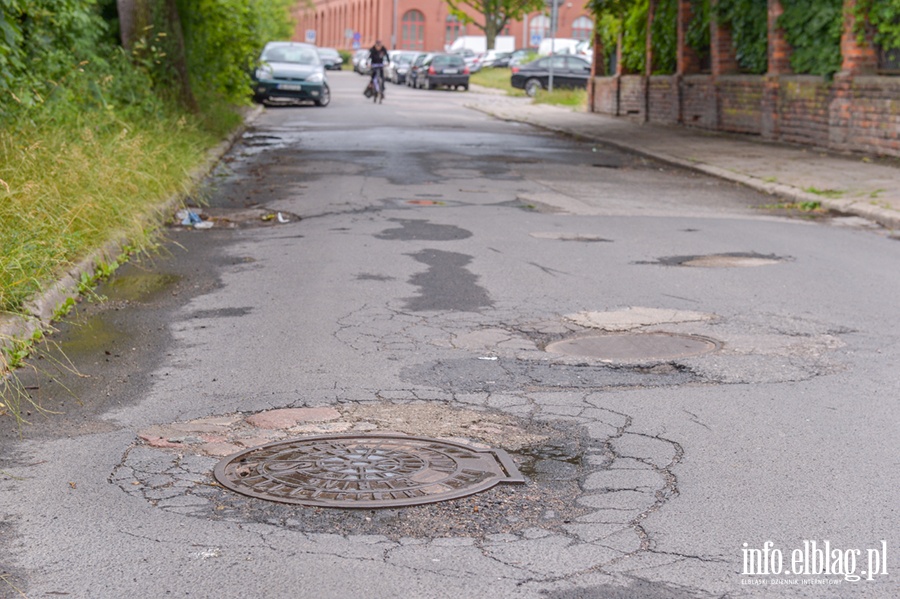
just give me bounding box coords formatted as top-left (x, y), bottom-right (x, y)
top-left (370, 63), bottom-right (384, 104)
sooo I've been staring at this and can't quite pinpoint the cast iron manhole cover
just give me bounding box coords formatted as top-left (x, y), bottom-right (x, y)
top-left (546, 332), bottom-right (719, 362)
top-left (214, 434), bottom-right (525, 509)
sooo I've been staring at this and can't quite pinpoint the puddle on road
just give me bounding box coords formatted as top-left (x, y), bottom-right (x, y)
top-left (102, 273), bottom-right (181, 303)
top-left (60, 313), bottom-right (129, 357)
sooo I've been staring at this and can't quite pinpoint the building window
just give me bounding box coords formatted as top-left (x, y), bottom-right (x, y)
top-left (402, 10), bottom-right (425, 50)
top-left (445, 15), bottom-right (464, 47)
top-left (572, 16), bottom-right (593, 41)
top-left (529, 15), bottom-right (549, 46)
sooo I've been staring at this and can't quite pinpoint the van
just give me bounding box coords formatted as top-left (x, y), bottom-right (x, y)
top-left (447, 36), bottom-right (515, 54)
top-left (537, 38), bottom-right (579, 56)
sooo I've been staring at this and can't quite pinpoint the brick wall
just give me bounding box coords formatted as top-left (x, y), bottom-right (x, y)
top-left (681, 75), bottom-right (718, 130)
top-left (589, 73), bottom-right (900, 157)
top-left (592, 77), bottom-right (620, 115)
top-left (620, 76), bottom-right (646, 119)
top-left (718, 76), bottom-right (765, 134)
top-left (648, 76), bottom-right (679, 124)
top-left (830, 76), bottom-right (900, 155)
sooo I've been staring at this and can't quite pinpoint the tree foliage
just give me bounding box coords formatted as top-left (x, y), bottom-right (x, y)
top-left (779, 0), bottom-right (843, 77)
top-left (856, 0), bottom-right (900, 51)
top-left (445, 0), bottom-right (545, 50)
top-left (0, 0), bottom-right (295, 120)
top-left (713, 0), bottom-right (767, 74)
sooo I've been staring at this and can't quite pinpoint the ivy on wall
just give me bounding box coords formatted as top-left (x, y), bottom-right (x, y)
top-left (713, 0), bottom-right (767, 74)
top-left (856, 0), bottom-right (900, 51)
top-left (686, 0), bottom-right (711, 64)
top-left (620, 0), bottom-right (647, 73)
top-left (779, 0), bottom-right (843, 77)
top-left (651, 0), bottom-right (678, 74)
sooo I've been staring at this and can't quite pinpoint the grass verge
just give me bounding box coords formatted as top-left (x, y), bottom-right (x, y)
top-left (1, 96), bottom-right (242, 423)
top-left (471, 67), bottom-right (588, 109)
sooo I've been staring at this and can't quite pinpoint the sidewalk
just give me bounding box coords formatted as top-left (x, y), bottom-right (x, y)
top-left (467, 92), bottom-right (900, 230)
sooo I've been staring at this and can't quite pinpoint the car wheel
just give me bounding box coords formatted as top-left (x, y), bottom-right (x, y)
top-left (525, 78), bottom-right (542, 97)
top-left (462, 84), bottom-right (469, 91)
top-left (427, 79), bottom-right (436, 90)
top-left (314, 84), bottom-right (330, 107)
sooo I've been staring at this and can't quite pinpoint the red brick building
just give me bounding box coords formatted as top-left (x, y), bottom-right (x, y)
top-left (292, 0), bottom-right (595, 52)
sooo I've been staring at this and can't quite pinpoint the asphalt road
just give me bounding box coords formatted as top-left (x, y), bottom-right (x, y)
top-left (1, 71), bottom-right (897, 598)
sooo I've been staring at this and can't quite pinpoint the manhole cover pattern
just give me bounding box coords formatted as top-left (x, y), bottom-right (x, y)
top-left (214, 434), bottom-right (524, 508)
top-left (545, 332), bottom-right (719, 362)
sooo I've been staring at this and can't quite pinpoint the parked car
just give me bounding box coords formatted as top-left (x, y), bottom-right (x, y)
top-left (405, 52), bottom-right (433, 88)
top-left (385, 51), bottom-right (421, 84)
top-left (416, 53), bottom-right (469, 90)
top-left (481, 50), bottom-right (512, 68)
top-left (352, 49), bottom-right (370, 74)
top-left (508, 49), bottom-right (536, 67)
top-left (252, 41), bottom-right (330, 106)
top-left (510, 55), bottom-right (591, 97)
top-left (317, 47), bottom-right (343, 70)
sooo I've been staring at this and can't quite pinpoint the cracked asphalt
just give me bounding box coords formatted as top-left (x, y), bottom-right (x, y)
top-left (0, 72), bottom-right (897, 598)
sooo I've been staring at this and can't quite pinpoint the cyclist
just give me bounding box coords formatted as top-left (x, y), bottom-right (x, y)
top-left (368, 40), bottom-right (390, 102)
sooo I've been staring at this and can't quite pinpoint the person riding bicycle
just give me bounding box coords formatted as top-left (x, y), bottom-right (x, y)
top-left (368, 40), bottom-right (390, 98)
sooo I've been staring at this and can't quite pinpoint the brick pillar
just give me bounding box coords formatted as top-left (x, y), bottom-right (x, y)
top-left (767, 0), bottom-right (792, 74)
top-left (710, 0), bottom-right (739, 76)
top-left (677, 0), bottom-right (702, 75)
top-left (646, 0), bottom-right (658, 76)
top-left (840, 0), bottom-right (878, 75)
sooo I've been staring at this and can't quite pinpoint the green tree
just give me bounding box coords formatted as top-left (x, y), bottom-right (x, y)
top-left (444, 0), bottom-right (545, 50)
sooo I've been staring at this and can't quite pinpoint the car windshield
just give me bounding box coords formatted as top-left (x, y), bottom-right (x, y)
top-left (264, 46), bottom-right (319, 65)
top-left (433, 55), bottom-right (464, 67)
top-left (398, 53), bottom-right (417, 64)
top-left (319, 48), bottom-right (339, 57)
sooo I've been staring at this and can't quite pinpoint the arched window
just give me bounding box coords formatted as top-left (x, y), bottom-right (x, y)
top-left (445, 15), bottom-right (464, 47)
top-left (402, 10), bottom-right (425, 50)
top-left (572, 16), bottom-right (593, 42)
top-left (529, 16), bottom-right (549, 46)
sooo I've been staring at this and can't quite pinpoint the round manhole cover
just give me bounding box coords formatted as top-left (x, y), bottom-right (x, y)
top-left (214, 434), bottom-right (524, 509)
top-left (545, 332), bottom-right (719, 362)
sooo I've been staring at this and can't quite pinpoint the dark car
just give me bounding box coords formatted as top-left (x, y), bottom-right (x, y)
top-left (317, 47), bottom-right (343, 70)
top-left (510, 55), bottom-right (591, 97)
top-left (252, 42), bottom-right (330, 106)
top-left (415, 53), bottom-right (469, 91)
top-left (405, 52), bottom-right (433, 88)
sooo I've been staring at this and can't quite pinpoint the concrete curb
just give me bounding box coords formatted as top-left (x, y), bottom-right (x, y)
top-left (469, 105), bottom-right (900, 231)
top-left (0, 105), bottom-right (264, 367)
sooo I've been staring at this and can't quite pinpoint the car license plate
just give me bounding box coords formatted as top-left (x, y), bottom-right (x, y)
top-left (277, 84), bottom-right (302, 91)
top-left (444, 69), bottom-right (458, 74)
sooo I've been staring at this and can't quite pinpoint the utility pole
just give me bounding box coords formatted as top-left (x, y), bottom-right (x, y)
top-left (548, 0), bottom-right (558, 92)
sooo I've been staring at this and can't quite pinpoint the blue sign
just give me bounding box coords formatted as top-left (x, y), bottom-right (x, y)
top-left (530, 33), bottom-right (542, 47)
top-left (305, 29), bottom-right (316, 43)
top-left (353, 32), bottom-right (361, 41)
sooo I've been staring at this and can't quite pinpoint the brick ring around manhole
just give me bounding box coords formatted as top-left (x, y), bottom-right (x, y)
top-left (545, 332), bottom-right (720, 362)
top-left (214, 434), bottom-right (525, 509)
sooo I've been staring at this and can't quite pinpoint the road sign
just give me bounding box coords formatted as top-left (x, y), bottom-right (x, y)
top-left (345, 28), bottom-right (354, 39)
top-left (530, 33), bottom-right (542, 47)
top-left (305, 29), bottom-right (316, 43)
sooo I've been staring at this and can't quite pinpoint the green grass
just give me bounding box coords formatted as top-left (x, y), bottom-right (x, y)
top-left (471, 67), bottom-right (587, 108)
top-left (471, 68), bottom-right (525, 95)
top-left (1, 93), bottom-right (239, 422)
top-left (533, 87), bottom-right (588, 108)
top-left (0, 110), bottom-right (227, 315)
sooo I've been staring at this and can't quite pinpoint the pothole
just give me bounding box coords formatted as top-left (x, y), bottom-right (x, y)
top-left (645, 252), bottom-right (788, 267)
top-left (545, 332), bottom-right (720, 363)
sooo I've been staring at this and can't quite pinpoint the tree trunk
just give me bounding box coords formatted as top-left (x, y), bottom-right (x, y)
top-left (116, 0), bottom-right (152, 49)
top-left (163, 0), bottom-right (197, 111)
